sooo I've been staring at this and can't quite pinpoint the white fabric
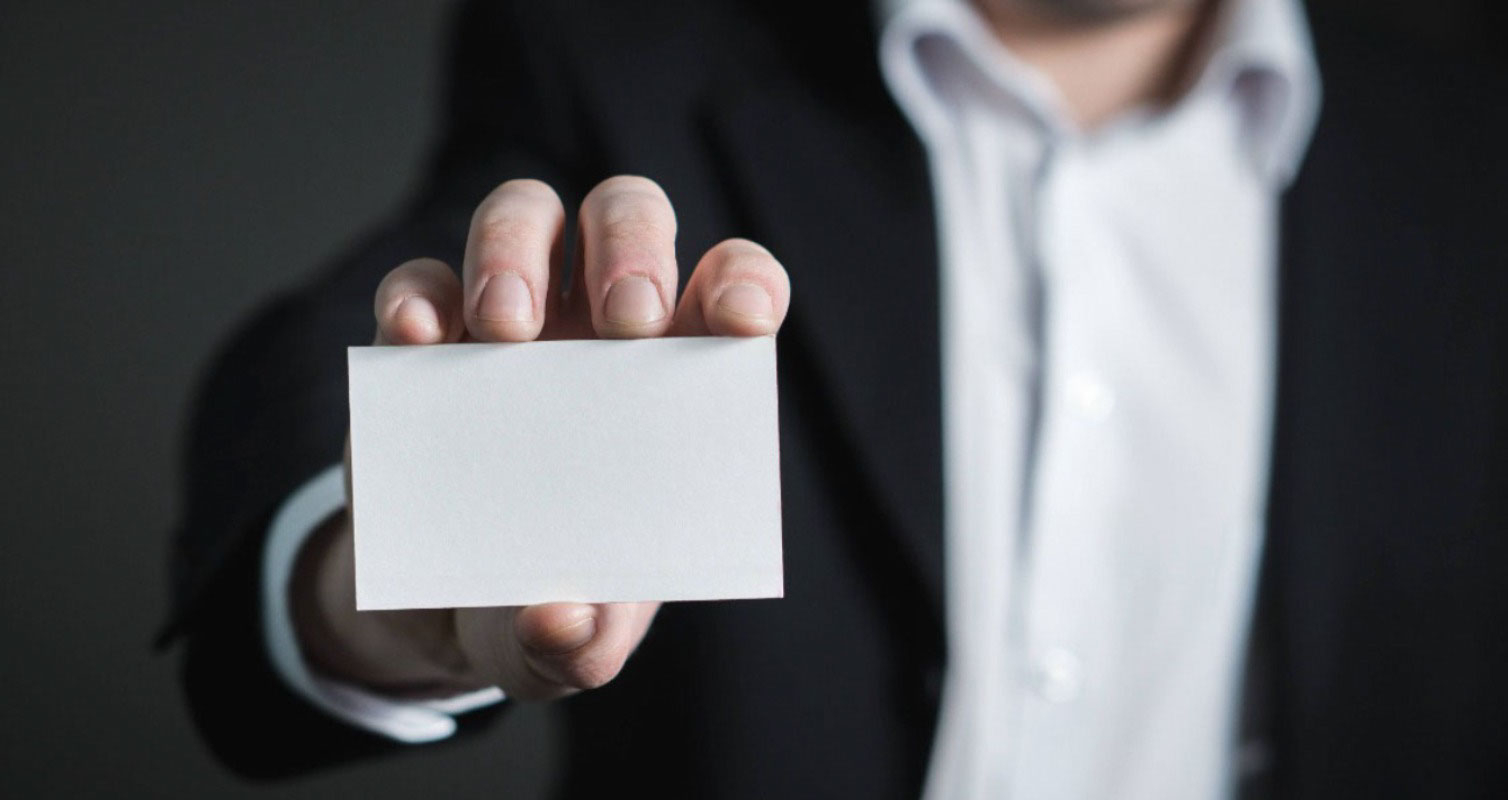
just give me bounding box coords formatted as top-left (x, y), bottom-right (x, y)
top-left (261, 463), bottom-right (503, 743)
top-left (878, 1), bottom-right (1318, 799)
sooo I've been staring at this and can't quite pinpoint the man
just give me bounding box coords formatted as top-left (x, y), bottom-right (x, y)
top-left (165, 0), bottom-right (1508, 797)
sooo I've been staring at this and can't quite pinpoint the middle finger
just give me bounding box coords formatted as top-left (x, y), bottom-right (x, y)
top-left (576, 175), bottom-right (679, 339)
top-left (462, 178), bottom-right (566, 342)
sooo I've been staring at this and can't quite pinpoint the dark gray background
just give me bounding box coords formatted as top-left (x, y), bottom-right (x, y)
top-left (1, 1), bottom-right (1501, 797)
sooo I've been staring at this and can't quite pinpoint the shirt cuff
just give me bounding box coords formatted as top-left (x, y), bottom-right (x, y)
top-left (260, 463), bottom-right (504, 743)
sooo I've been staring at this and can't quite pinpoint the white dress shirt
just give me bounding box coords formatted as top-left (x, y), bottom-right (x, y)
top-left (881, 0), bottom-right (1318, 798)
top-left (262, 0), bottom-right (1319, 793)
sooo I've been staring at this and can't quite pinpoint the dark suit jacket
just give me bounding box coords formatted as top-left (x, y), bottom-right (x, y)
top-left (164, 1), bottom-right (1508, 797)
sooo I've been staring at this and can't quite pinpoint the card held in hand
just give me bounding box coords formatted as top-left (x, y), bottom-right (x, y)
top-left (346, 336), bottom-right (783, 610)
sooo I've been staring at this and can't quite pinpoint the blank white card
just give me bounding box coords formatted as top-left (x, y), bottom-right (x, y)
top-left (347, 336), bottom-right (783, 610)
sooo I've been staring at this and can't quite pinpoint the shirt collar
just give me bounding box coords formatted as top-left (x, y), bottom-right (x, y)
top-left (1202, 0), bottom-right (1321, 183)
top-left (878, 0), bottom-right (1321, 186)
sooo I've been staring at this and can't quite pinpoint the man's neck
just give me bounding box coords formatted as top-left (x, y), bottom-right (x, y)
top-left (974, 0), bottom-right (1220, 129)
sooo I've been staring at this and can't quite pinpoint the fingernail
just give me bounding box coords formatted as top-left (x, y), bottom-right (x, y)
top-left (715, 283), bottom-right (774, 319)
top-left (533, 607), bottom-right (597, 655)
top-left (477, 273), bottom-right (534, 322)
top-left (603, 276), bottom-right (666, 326)
top-left (393, 295), bottom-right (442, 340)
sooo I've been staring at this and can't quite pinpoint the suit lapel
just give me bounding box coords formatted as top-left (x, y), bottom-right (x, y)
top-left (706, 82), bottom-right (947, 625)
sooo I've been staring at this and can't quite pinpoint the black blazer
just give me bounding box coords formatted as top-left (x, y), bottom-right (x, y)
top-left (165, 1), bottom-right (1508, 797)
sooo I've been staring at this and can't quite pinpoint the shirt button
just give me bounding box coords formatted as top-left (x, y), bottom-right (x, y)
top-left (1065, 372), bottom-right (1115, 421)
top-left (1031, 647), bottom-right (1084, 703)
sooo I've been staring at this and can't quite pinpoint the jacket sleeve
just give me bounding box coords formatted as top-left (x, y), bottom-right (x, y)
top-left (162, 0), bottom-right (594, 778)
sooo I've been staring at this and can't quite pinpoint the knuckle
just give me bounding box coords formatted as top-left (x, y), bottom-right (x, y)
top-left (498, 177), bottom-right (557, 200)
top-left (705, 244), bottom-right (788, 305)
top-left (599, 199), bottom-right (666, 232)
top-left (585, 177), bottom-right (676, 236)
top-left (712, 237), bottom-right (771, 258)
top-left (472, 180), bottom-right (562, 230)
top-left (591, 214), bottom-right (676, 285)
top-left (474, 215), bottom-right (547, 257)
top-left (598, 213), bottom-right (673, 258)
top-left (593, 174), bottom-right (667, 201)
top-left (707, 239), bottom-right (783, 279)
top-left (377, 258), bottom-right (423, 288)
top-left (720, 250), bottom-right (781, 280)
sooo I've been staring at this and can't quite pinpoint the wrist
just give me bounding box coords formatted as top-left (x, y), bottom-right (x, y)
top-left (288, 512), bottom-right (474, 693)
top-left (289, 510), bottom-right (360, 681)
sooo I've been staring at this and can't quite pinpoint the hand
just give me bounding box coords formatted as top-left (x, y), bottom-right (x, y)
top-left (290, 176), bottom-right (791, 701)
